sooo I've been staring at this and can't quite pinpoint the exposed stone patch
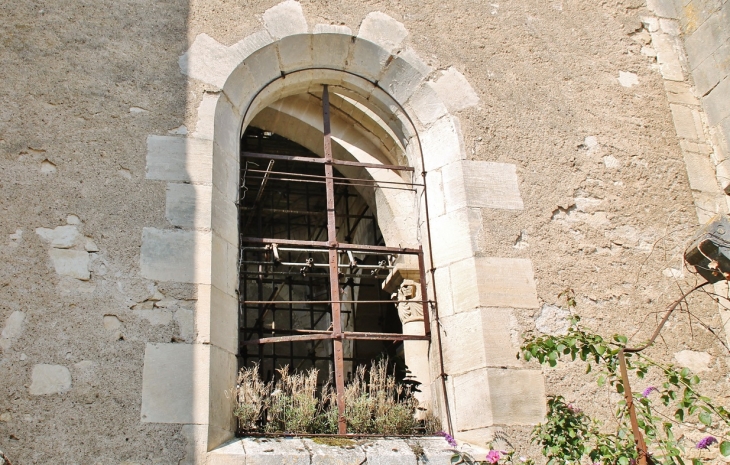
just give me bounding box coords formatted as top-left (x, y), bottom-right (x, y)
top-left (618, 71), bottom-right (639, 87)
top-left (357, 11), bottom-right (408, 54)
top-left (129, 106), bottom-right (148, 114)
top-left (102, 315), bottom-right (121, 331)
top-left (0, 311), bottom-right (25, 351)
top-left (29, 364), bottom-right (72, 395)
top-left (431, 67), bottom-right (480, 112)
top-left (40, 159), bottom-right (56, 173)
top-left (35, 225), bottom-right (82, 249)
top-left (674, 350), bottom-right (712, 372)
top-left (535, 304), bottom-right (571, 335)
top-left (49, 249), bottom-right (90, 280)
top-left (262, 0), bottom-right (308, 39)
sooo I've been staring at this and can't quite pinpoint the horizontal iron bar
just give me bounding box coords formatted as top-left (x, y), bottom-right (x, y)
top-left (239, 261), bottom-right (393, 270)
top-left (242, 151), bottom-right (414, 172)
top-left (242, 174), bottom-right (420, 191)
top-left (242, 300), bottom-right (431, 305)
top-left (240, 332), bottom-right (430, 345)
top-left (240, 237), bottom-right (422, 254)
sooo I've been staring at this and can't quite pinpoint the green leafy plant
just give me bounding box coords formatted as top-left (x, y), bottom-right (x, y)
top-left (519, 293), bottom-right (730, 464)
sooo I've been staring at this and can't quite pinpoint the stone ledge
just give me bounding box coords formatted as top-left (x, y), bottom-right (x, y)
top-left (208, 437), bottom-right (455, 465)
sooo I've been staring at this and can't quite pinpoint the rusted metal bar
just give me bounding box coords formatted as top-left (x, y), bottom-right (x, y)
top-left (242, 300), bottom-right (437, 305)
top-left (240, 331), bottom-right (429, 345)
top-left (244, 168), bottom-right (422, 187)
top-left (342, 332), bottom-right (429, 341)
top-left (241, 174), bottom-right (420, 191)
top-left (242, 150), bottom-right (415, 172)
top-left (619, 350), bottom-right (649, 465)
top-left (323, 85), bottom-right (348, 435)
top-left (240, 333), bottom-right (333, 345)
top-left (240, 236), bottom-right (422, 254)
top-left (418, 247), bottom-right (431, 338)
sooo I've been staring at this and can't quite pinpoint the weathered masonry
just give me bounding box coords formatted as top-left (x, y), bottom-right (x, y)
top-left (139, 4), bottom-right (544, 459)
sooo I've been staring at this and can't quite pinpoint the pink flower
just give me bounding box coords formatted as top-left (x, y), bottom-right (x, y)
top-left (486, 450), bottom-right (501, 464)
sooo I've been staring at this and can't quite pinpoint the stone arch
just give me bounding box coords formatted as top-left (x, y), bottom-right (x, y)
top-left (141, 5), bottom-right (546, 459)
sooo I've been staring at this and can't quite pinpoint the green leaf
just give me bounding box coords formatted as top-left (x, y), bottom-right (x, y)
top-left (614, 334), bottom-right (628, 344)
top-left (597, 375), bottom-right (606, 387)
top-left (618, 457), bottom-right (629, 465)
top-left (586, 364), bottom-right (592, 374)
top-left (720, 441), bottom-right (730, 456)
top-left (675, 408), bottom-right (684, 422)
top-left (699, 411), bottom-right (712, 426)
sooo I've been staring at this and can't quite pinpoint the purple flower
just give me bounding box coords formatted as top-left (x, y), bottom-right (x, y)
top-left (642, 386), bottom-right (658, 397)
top-left (486, 450), bottom-right (501, 464)
top-left (696, 436), bottom-right (718, 449)
top-left (567, 403), bottom-right (582, 414)
top-left (436, 431), bottom-right (457, 447)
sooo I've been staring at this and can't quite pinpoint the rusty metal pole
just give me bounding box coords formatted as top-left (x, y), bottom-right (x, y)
top-left (618, 349), bottom-right (649, 465)
top-left (322, 85), bottom-right (348, 435)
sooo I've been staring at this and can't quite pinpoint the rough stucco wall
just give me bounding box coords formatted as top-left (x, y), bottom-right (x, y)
top-left (0, 0), bottom-right (190, 462)
top-left (1, 0), bottom-right (728, 462)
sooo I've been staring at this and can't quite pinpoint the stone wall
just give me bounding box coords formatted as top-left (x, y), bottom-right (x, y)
top-left (1, 0), bottom-right (729, 463)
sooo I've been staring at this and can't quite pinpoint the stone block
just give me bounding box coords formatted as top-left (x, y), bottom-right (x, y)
top-left (146, 136), bottom-right (213, 184)
top-left (684, 152), bottom-right (720, 192)
top-left (408, 83), bottom-right (448, 129)
top-left (165, 183), bottom-right (212, 230)
top-left (228, 30), bottom-right (275, 65)
top-left (29, 364), bottom-right (72, 395)
top-left (647, 0), bottom-right (680, 18)
top-left (674, 349), bottom-right (712, 372)
top-left (414, 438), bottom-right (457, 464)
top-left (357, 12), bottom-right (408, 54)
top-left (361, 439), bottom-right (417, 465)
top-left (431, 67), bottom-right (480, 113)
top-left (242, 437), bottom-right (310, 465)
top-left (692, 191), bottom-right (728, 223)
top-left (35, 225), bottom-right (81, 249)
top-left (441, 308), bottom-right (520, 376)
top-left (0, 311), bottom-right (25, 350)
top-left (664, 80), bottom-right (699, 105)
top-left (208, 439), bottom-right (245, 465)
top-left (433, 266), bottom-right (454, 317)
top-left (208, 345), bottom-right (237, 446)
top-left (692, 53), bottom-right (724, 97)
top-left (442, 160), bottom-right (524, 212)
top-left (302, 438), bottom-right (367, 464)
top-left (429, 208), bottom-right (481, 267)
top-left (487, 368), bottom-right (546, 424)
top-left (703, 76), bottom-right (730, 125)
top-left (425, 169), bottom-right (446, 218)
top-left (210, 286), bottom-right (238, 355)
top-left (453, 368), bottom-right (494, 430)
top-left (278, 34), bottom-right (313, 74)
top-left (473, 257), bottom-right (539, 309)
top-left (213, 95), bottom-right (244, 161)
top-left (262, 0), bottom-right (308, 40)
top-left (140, 228), bottom-right (212, 284)
top-left (211, 186), bottom-right (238, 246)
top-left (348, 37), bottom-right (393, 83)
top-left (650, 32), bottom-right (684, 81)
top-left (449, 256), bottom-right (539, 311)
top-left (195, 284), bottom-right (212, 344)
top-left (49, 249), bottom-right (90, 280)
top-left (313, 24), bottom-right (352, 35)
top-left (210, 235), bottom-right (237, 297)
top-left (179, 33), bottom-right (240, 89)
top-left (192, 93), bottom-right (219, 141)
top-left (312, 32), bottom-right (350, 70)
top-left (670, 104), bottom-right (701, 140)
top-left (141, 343), bottom-right (209, 424)
top-left (213, 149), bottom-right (241, 207)
top-left (378, 51), bottom-right (429, 105)
top-left (420, 116), bottom-right (464, 171)
top-left (684, 14), bottom-right (725, 70)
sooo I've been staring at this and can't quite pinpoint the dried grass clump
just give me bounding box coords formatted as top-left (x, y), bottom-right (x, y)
top-left (234, 359), bottom-right (423, 435)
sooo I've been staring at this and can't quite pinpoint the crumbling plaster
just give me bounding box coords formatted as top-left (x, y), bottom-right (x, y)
top-left (1, 0), bottom-right (729, 463)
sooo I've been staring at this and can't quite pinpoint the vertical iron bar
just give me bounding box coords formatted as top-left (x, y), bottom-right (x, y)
top-left (322, 85), bottom-right (347, 435)
top-left (618, 350), bottom-right (649, 465)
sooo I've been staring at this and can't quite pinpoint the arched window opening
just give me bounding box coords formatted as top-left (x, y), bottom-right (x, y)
top-left (237, 86), bottom-right (431, 435)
